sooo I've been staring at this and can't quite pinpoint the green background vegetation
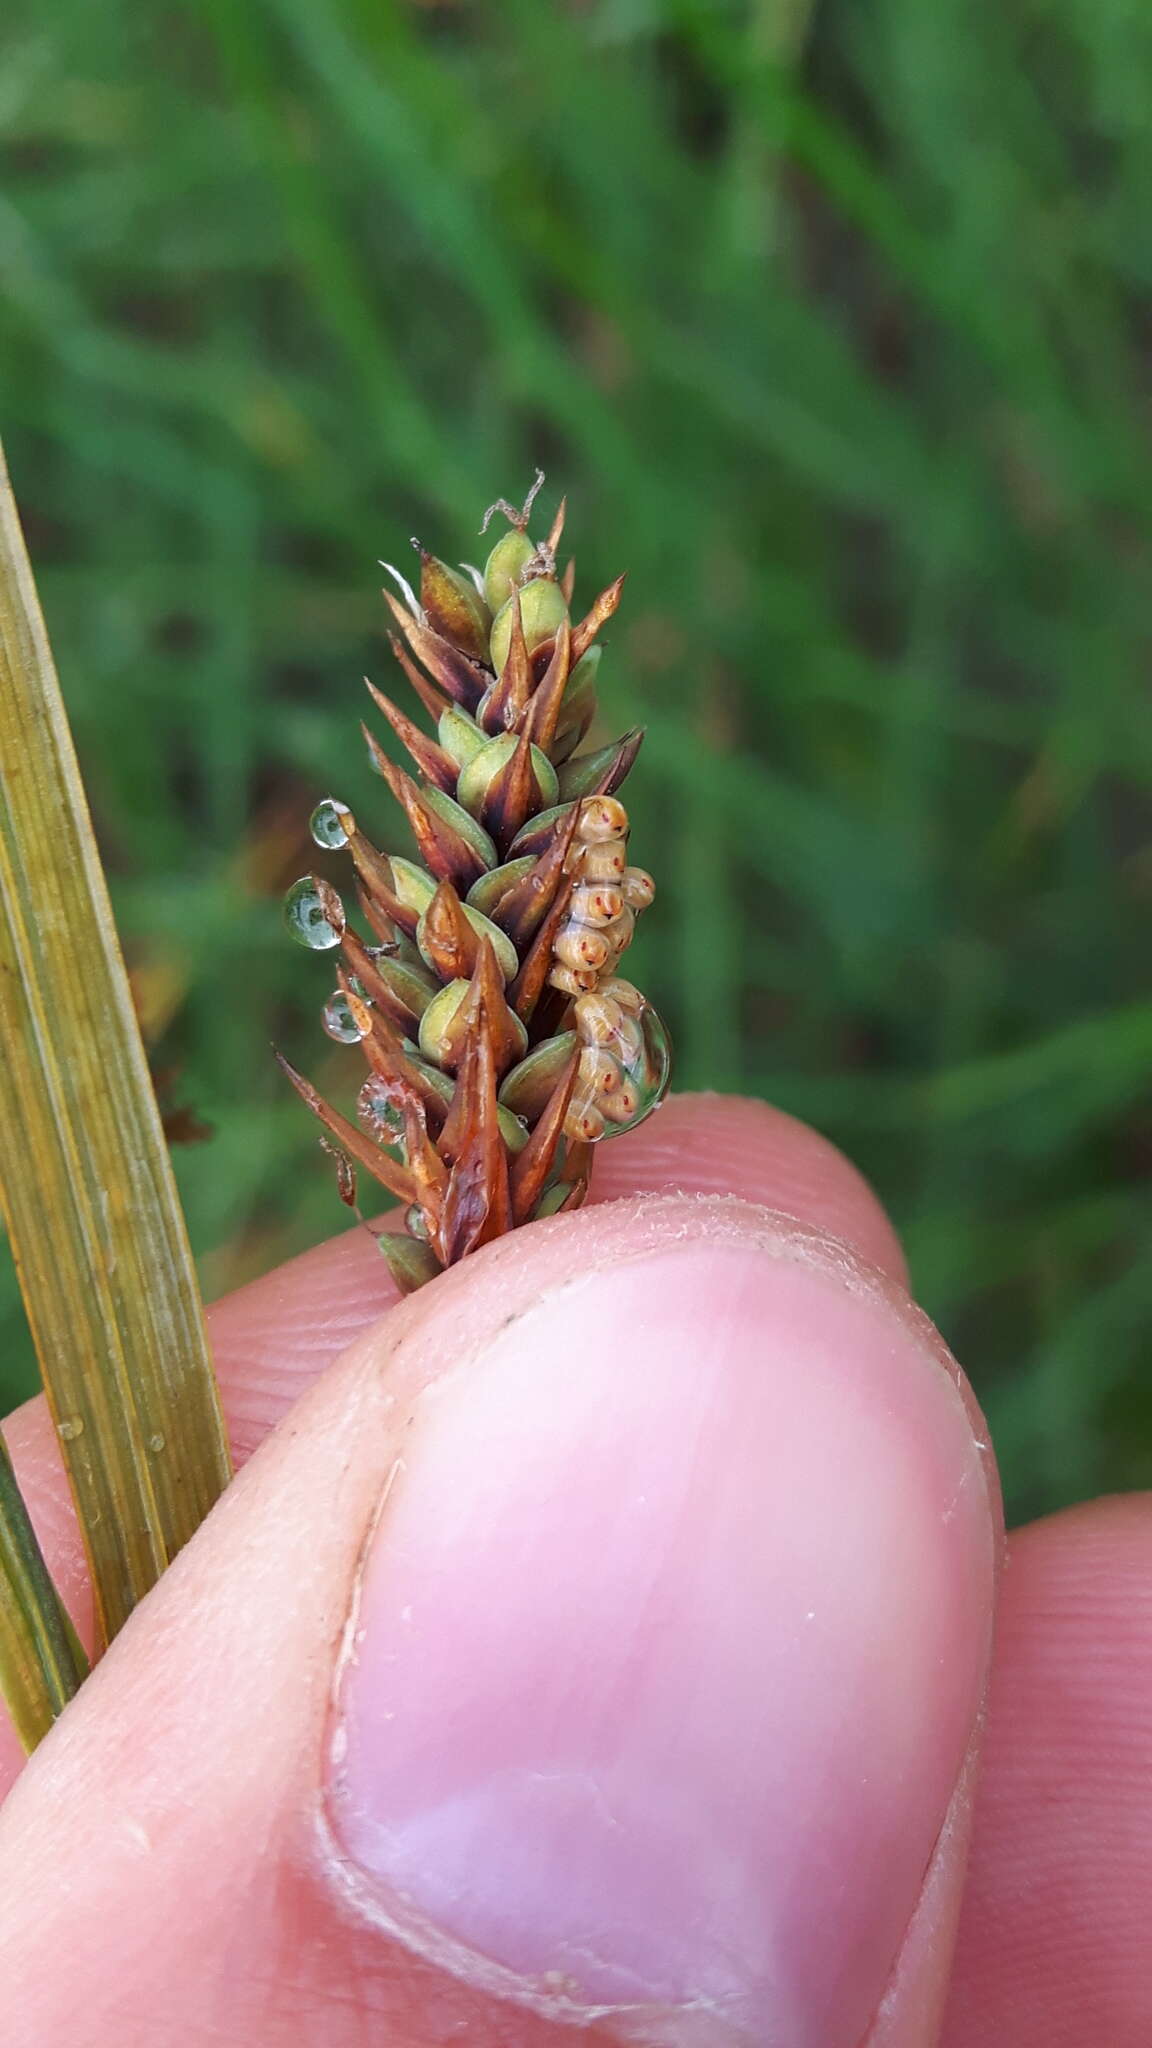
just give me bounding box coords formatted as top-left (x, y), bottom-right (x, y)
top-left (2, 0), bottom-right (1149, 1523)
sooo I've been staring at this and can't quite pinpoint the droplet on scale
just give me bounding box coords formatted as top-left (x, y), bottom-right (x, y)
top-left (322, 991), bottom-right (367, 1044)
top-left (605, 1000), bottom-right (672, 1135)
top-left (359, 1075), bottom-right (405, 1138)
top-left (283, 876), bottom-right (345, 951)
top-left (309, 799), bottom-right (356, 850)
top-left (566, 990), bottom-right (672, 1144)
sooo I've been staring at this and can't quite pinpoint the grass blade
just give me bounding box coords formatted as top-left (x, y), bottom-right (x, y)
top-left (0, 1435), bottom-right (87, 1750)
top-left (0, 441), bottom-right (232, 1648)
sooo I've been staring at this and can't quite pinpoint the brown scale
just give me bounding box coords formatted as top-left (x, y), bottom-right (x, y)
top-left (546, 795), bottom-right (656, 1141)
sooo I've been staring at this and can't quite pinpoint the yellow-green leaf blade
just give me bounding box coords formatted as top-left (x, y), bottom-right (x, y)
top-left (0, 444), bottom-right (232, 1647)
top-left (0, 1434), bottom-right (87, 1751)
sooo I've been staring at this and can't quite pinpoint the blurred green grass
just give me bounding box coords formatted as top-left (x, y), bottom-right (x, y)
top-left (1, 0), bottom-right (1148, 1523)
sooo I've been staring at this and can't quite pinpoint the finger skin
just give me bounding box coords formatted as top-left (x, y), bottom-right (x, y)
top-left (0, 1196), bottom-right (993, 2048)
top-left (944, 1495), bottom-right (1152, 2048)
top-left (212, 1092), bottom-right (907, 1464)
top-left (0, 1092), bottom-right (904, 1786)
top-left (7, 1092), bottom-right (1150, 2043)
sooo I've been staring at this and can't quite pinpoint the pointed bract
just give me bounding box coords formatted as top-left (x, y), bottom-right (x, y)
top-left (545, 497), bottom-right (567, 558)
top-left (480, 728), bottom-right (550, 848)
top-left (509, 867), bottom-right (577, 1023)
top-left (369, 743), bottom-right (492, 891)
top-left (349, 1000), bottom-right (450, 1131)
top-left (346, 832), bottom-right (414, 936)
top-left (437, 974), bottom-right (513, 1261)
top-left (363, 680), bottom-right (458, 793)
top-left (419, 880), bottom-right (479, 983)
top-left (454, 934), bottom-right (528, 1076)
top-left (522, 619), bottom-right (573, 753)
top-left (511, 1053), bottom-right (579, 1223)
top-left (274, 1052), bottom-right (418, 1206)
top-left (386, 634), bottom-right (451, 725)
top-left (383, 591), bottom-right (487, 709)
top-left (570, 573), bottom-right (625, 663)
top-left (557, 728), bottom-right (644, 802)
top-left (493, 802), bottom-right (579, 951)
top-left (481, 587), bottom-right (533, 733)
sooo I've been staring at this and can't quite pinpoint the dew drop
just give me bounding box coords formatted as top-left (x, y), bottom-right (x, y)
top-left (322, 991), bottom-right (367, 1044)
top-left (284, 875), bottom-right (345, 950)
top-left (309, 798), bottom-right (356, 851)
top-left (148, 1432), bottom-right (166, 1453)
top-left (57, 1416), bottom-right (84, 1441)
top-left (575, 998), bottom-right (671, 1142)
top-left (602, 1001), bottom-right (672, 1136)
top-left (359, 1075), bottom-right (404, 1137)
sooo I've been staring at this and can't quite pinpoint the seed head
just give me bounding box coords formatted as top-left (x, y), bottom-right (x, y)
top-left (280, 483), bottom-right (671, 1290)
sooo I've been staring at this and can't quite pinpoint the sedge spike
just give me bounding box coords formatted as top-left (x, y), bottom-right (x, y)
top-left (281, 485), bottom-right (671, 1289)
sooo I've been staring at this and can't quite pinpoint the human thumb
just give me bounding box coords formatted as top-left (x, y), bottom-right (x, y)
top-left (0, 1194), bottom-right (997, 2048)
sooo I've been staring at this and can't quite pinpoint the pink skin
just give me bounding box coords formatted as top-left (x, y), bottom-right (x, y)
top-left (0, 1095), bottom-right (909, 1728)
top-left (327, 1240), bottom-right (994, 2046)
top-left (0, 1096), bottom-right (1147, 2046)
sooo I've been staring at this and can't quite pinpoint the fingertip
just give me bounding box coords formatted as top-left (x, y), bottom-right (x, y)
top-left (0, 1196), bottom-right (993, 2048)
top-left (209, 1092), bottom-right (907, 1460)
top-left (588, 1092), bottom-right (908, 1284)
top-left (325, 1196), bottom-right (992, 2045)
top-left (0, 1092), bottom-right (909, 1801)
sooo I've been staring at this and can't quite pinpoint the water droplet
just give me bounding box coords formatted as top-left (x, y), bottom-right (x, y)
top-left (284, 875), bottom-right (345, 950)
top-left (322, 991), bottom-right (367, 1044)
top-left (405, 1203), bottom-right (431, 1242)
top-left (358, 1075), bottom-right (404, 1137)
top-left (148, 1432), bottom-right (166, 1453)
top-left (561, 981), bottom-right (671, 1147)
top-left (310, 798), bottom-right (356, 851)
top-left (57, 1416), bottom-right (84, 1441)
top-left (602, 1001), bottom-right (672, 1138)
